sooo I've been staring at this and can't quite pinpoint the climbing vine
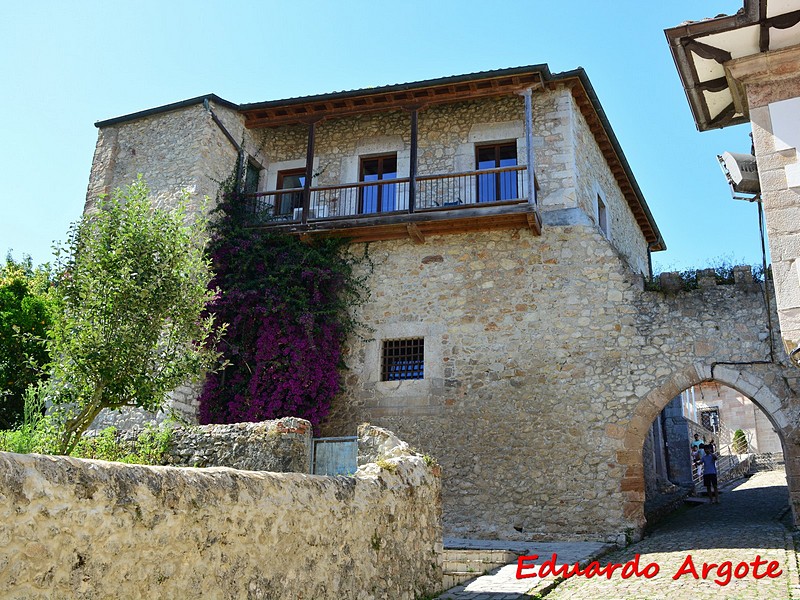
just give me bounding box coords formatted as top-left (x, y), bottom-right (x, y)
top-left (198, 168), bottom-right (370, 427)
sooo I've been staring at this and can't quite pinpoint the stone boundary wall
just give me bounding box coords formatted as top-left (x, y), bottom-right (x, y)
top-left (0, 430), bottom-right (442, 599)
top-left (113, 417), bottom-right (313, 473)
top-left (652, 265), bottom-right (763, 293)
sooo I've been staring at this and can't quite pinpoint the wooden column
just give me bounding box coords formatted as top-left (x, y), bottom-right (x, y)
top-left (408, 107), bottom-right (419, 213)
top-left (520, 88), bottom-right (538, 206)
top-left (302, 120), bottom-right (317, 225)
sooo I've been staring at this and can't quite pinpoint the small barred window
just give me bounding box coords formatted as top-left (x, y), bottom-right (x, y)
top-left (382, 338), bottom-right (424, 381)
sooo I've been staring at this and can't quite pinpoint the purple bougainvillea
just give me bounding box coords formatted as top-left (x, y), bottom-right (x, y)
top-left (198, 177), bottom-right (369, 428)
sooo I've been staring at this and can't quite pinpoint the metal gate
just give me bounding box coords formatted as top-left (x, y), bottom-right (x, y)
top-left (312, 436), bottom-right (358, 476)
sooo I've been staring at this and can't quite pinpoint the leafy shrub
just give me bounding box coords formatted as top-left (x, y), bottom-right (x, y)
top-left (0, 382), bottom-right (59, 454)
top-left (732, 429), bottom-right (748, 454)
top-left (73, 423), bottom-right (172, 464)
top-left (47, 177), bottom-right (221, 454)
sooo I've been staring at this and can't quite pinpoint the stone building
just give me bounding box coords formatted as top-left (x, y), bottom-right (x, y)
top-left (85, 64), bottom-right (800, 543)
top-left (685, 382), bottom-right (783, 454)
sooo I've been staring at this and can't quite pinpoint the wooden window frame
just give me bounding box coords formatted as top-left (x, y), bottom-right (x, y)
top-left (275, 168), bottom-right (306, 216)
top-left (475, 142), bottom-right (518, 202)
top-left (359, 154), bottom-right (398, 214)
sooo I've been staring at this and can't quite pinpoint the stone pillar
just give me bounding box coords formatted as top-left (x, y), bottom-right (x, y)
top-left (728, 47), bottom-right (800, 358)
top-left (663, 395), bottom-right (693, 487)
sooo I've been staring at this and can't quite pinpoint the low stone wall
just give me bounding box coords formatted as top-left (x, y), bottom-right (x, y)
top-left (0, 432), bottom-right (443, 599)
top-left (116, 417), bottom-right (313, 472)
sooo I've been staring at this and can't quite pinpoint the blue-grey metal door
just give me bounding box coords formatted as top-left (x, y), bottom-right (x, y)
top-left (312, 436), bottom-right (358, 475)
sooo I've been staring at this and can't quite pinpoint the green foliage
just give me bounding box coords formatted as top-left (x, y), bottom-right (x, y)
top-left (375, 458), bottom-right (398, 473)
top-left (732, 429), bottom-right (748, 453)
top-left (645, 257), bottom-right (768, 292)
top-left (0, 254), bottom-right (54, 428)
top-left (72, 423), bottom-right (173, 464)
top-left (422, 454), bottom-right (438, 468)
top-left (0, 382), bottom-right (60, 454)
top-left (47, 176), bottom-right (222, 454)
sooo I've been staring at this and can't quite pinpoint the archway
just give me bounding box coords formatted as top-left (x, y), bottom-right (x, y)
top-left (618, 362), bottom-right (793, 537)
top-left (643, 380), bottom-right (785, 522)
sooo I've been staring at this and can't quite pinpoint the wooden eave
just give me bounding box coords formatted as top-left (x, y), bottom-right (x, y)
top-left (251, 202), bottom-right (542, 244)
top-left (240, 73), bottom-right (544, 128)
top-left (238, 65), bottom-right (664, 251)
top-left (664, 0), bottom-right (800, 132)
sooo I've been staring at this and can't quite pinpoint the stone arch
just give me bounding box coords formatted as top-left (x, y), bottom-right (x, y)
top-left (617, 362), bottom-right (792, 536)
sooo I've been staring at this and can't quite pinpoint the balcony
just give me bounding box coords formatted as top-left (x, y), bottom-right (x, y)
top-left (245, 165), bottom-right (541, 243)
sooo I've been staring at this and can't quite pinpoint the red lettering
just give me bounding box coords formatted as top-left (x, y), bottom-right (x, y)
top-left (701, 561), bottom-right (718, 579)
top-left (766, 561), bottom-right (783, 578)
top-left (516, 555), bottom-right (539, 579)
top-left (603, 562), bottom-right (623, 579)
top-left (714, 561), bottom-right (732, 586)
top-left (583, 561), bottom-right (602, 578)
top-left (733, 561), bottom-right (749, 578)
top-left (751, 555), bottom-right (769, 579)
top-left (538, 553), bottom-right (567, 578)
top-left (620, 554), bottom-right (644, 579)
top-left (642, 562), bottom-right (660, 579)
top-left (673, 554), bottom-right (700, 580)
top-left (566, 562), bottom-right (586, 578)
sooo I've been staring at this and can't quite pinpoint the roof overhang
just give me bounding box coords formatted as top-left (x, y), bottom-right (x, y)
top-left (240, 65), bottom-right (665, 251)
top-left (91, 65), bottom-right (664, 251)
top-left (665, 0), bottom-right (800, 131)
top-left (239, 65), bottom-right (549, 128)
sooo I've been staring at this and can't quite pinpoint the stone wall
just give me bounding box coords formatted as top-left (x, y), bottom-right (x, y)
top-left (0, 429), bottom-right (442, 599)
top-left (112, 417), bottom-right (313, 472)
top-left (321, 221), bottom-right (799, 542)
top-left (86, 101), bottom-right (239, 221)
top-left (733, 53), bottom-right (800, 355)
top-left (570, 93), bottom-right (649, 274)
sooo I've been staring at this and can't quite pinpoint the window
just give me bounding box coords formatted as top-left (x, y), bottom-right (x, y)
top-left (275, 169), bottom-right (306, 217)
top-left (700, 408), bottom-right (720, 433)
top-left (360, 154), bottom-right (397, 213)
top-left (597, 193), bottom-right (609, 237)
top-left (476, 142), bottom-right (518, 202)
top-left (381, 338), bottom-right (424, 381)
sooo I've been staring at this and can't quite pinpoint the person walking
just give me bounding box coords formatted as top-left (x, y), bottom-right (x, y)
top-left (701, 443), bottom-right (719, 503)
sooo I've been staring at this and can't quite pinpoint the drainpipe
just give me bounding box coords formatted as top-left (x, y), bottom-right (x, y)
top-left (646, 242), bottom-right (658, 281)
top-left (519, 88), bottom-right (538, 208)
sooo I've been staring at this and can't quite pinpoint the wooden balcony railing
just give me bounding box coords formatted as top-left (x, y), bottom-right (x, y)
top-left (245, 165), bottom-right (529, 225)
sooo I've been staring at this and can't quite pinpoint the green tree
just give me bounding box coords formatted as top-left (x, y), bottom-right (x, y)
top-left (48, 176), bottom-right (221, 454)
top-left (0, 254), bottom-right (53, 428)
top-left (732, 429), bottom-right (748, 454)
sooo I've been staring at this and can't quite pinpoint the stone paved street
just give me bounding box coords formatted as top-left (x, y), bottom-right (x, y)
top-left (544, 470), bottom-right (798, 599)
top-left (436, 470), bottom-right (799, 599)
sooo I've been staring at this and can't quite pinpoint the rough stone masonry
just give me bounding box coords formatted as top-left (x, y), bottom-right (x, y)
top-left (81, 76), bottom-right (800, 543)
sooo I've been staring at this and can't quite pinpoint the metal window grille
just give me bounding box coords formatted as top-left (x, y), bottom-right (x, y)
top-left (382, 338), bottom-right (424, 381)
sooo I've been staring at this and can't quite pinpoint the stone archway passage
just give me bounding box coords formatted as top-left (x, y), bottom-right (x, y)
top-left (617, 362), bottom-right (794, 536)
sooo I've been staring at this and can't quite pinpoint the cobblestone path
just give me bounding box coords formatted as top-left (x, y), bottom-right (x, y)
top-left (543, 470), bottom-right (798, 600)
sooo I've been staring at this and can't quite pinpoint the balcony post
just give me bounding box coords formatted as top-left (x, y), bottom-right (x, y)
top-left (519, 88), bottom-right (538, 206)
top-left (302, 119), bottom-right (318, 225)
top-left (408, 107), bottom-right (419, 213)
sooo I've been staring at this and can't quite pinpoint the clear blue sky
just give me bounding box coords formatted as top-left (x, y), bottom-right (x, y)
top-left (0, 0), bottom-right (763, 273)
